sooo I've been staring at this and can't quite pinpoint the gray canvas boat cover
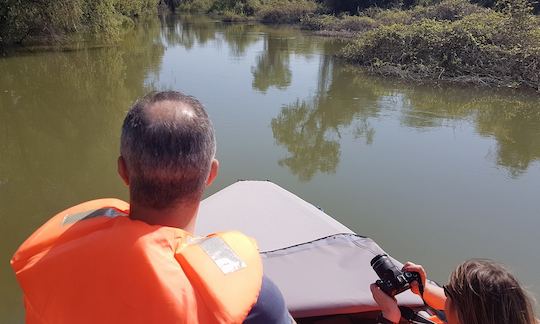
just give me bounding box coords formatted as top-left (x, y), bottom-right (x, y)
top-left (197, 181), bottom-right (423, 318)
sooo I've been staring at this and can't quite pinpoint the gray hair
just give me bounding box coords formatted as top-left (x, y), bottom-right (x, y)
top-left (120, 91), bottom-right (216, 209)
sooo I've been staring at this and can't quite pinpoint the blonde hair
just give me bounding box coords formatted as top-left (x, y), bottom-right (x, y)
top-left (446, 259), bottom-right (537, 324)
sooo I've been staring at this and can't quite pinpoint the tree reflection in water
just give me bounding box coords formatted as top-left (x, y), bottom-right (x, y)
top-left (272, 55), bottom-right (385, 181)
top-left (221, 23), bottom-right (261, 58)
top-left (159, 14), bottom-right (261, 58)
top-left (272, 100), bottom-right (340, 181)
top-left (148, 15), bottom-right (540, 181)
top-left (252, 34), bottom-right (292, 92)
top-left (159, 14), bottom-right (217, 50)
top-left (400, 88), bottom-right (540, 178)
top-left (476, 101), bottom-right (540, 176)
top-left (269, 44), bottom-right (540, 180)
top-left (250, 26), bottom-right (326, 93)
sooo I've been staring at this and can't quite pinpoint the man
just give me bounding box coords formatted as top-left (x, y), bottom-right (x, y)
top-left (11, 91), bottom-right (291, 323)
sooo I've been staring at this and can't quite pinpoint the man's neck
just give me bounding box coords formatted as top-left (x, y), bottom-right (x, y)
top-left (128, 201), bottom-right (199, 233)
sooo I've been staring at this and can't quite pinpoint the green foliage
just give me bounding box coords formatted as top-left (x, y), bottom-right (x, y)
top-left (320, 0), bottom-right (539, 13)
top-left (362, 0), bottom-right (485, 24)
top-left (321, 0), bottom-right (403, 14)
top-left (496, 0), bottom-right (536, 27)
top-left (300, 0), bottom-right (485, 33)
top-left (257, 0), bottom-right (319, 23)
top-left (365, 8), bottom-right (415, 25)
top-left (177, 0), bottom-right (216, 13)
top-left (301, 14), bottom-right (377, 32)
top-left (1, 0), bottom-right (82, 45)
top-left (412, 0), bottom-right (486, 20)
top-left (471, 0), bottom-right (540, 13)
top-left (199, 0), bottom-right (320, 23)
top-left (115, 0), bottom-right (156, 17)
top-left (0, 0), bottom-right (157, 47)
top-left (341, 5), bottom-right (540, 89)
top-left (210, 0), bottom-right (262, 15)
top-left (220, 9), bottom-right (252, 21)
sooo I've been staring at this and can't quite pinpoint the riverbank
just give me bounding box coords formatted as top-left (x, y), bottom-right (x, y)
top-left (177, 0), bottom-right (540, 91)
top-left (2, 0), bottom-right (538, 90)
top-left (339, 1), bottom-right (540, 90)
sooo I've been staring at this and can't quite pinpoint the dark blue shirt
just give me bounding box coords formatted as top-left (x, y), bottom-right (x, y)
top-left (244, 275), bottom-right (291, 324)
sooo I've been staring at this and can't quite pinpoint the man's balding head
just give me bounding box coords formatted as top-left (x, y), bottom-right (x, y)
top-left (120, 91), bottom-right (216, 209)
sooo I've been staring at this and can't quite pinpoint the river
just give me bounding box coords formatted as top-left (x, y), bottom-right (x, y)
top-left (1, 14), bottom-right (539, 322)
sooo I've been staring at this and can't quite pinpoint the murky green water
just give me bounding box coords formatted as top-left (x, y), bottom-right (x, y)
top-left (1, 14), bottom-right (540, 321)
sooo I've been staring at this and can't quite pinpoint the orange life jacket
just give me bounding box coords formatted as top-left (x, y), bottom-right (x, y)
top-left (429, 315), bottom-right (445, 324)
top-left (11, 199), bottom-right (263, 324)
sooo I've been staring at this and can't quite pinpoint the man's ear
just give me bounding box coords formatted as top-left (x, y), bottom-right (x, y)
top-left (206, 159), bottom-right (219, 187)
top-left (117, 156), bottom-right (130, 185)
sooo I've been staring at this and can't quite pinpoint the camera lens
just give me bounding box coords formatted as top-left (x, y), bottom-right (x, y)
top-left (370, 254), bottom-right (401, 281)
top-left (371, 254), bottom-right (413, 296)
top-left (370, 254), bottom-right (385, 267)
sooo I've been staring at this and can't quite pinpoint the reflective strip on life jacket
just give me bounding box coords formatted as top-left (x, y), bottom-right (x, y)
top-left (176, 232), bottom-right (263, 323)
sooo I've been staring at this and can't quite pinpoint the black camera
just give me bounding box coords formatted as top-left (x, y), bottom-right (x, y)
top-left (370, 254), bottom-right (420, 296)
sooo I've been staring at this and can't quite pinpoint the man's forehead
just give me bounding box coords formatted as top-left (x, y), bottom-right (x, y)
top-left (144, 100), bottom-right (196, 123)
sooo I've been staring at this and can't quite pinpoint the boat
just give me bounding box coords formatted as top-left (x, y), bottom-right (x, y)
top-left (196, 180), bottom-right (428, 323)
top-left (12, 179), bottom-right (438, 323)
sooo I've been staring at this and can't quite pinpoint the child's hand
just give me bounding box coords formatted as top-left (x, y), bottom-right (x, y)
top-left (370, 283), bottom-right (401, 323)
top-left (402, 262), bottom-right (427, 296)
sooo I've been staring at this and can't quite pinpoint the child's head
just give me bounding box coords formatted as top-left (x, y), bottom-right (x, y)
top-left (444, 259), bottom-right (536, 324)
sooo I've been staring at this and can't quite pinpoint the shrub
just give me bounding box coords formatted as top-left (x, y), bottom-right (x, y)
top-left (257, 0), bottom-right (319, 23)
top-left (368, 8), bottom-right (414, 25)
top-left (341, 9), bottom-right (540, 89)
top-left (471, 0), bottom-right (540, 14)
top-left (115, 0), bottom-right (156, 17)
top-left (322, 0), bottom-right (403, 14)
top-left (0, 0), bottom-right (157, 47)
top-left (301, 14), bottom-right (377, 32)
top-left (210, 0), bottom-right (262, 15)
top-left (300, 14), bottom-right (335, 30)
top-left (1, 0), bottom-right (84, 45)
top-left (362, 0), bottom-right (485, 26)
top-left (336, 15), bottom-right (378, 31)
top-left (221, 9), bottom-right (252, 21)
top-left (177, 0), bottom-right (216, 13)
top-left (412, 0), bottom-right (486, 21)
